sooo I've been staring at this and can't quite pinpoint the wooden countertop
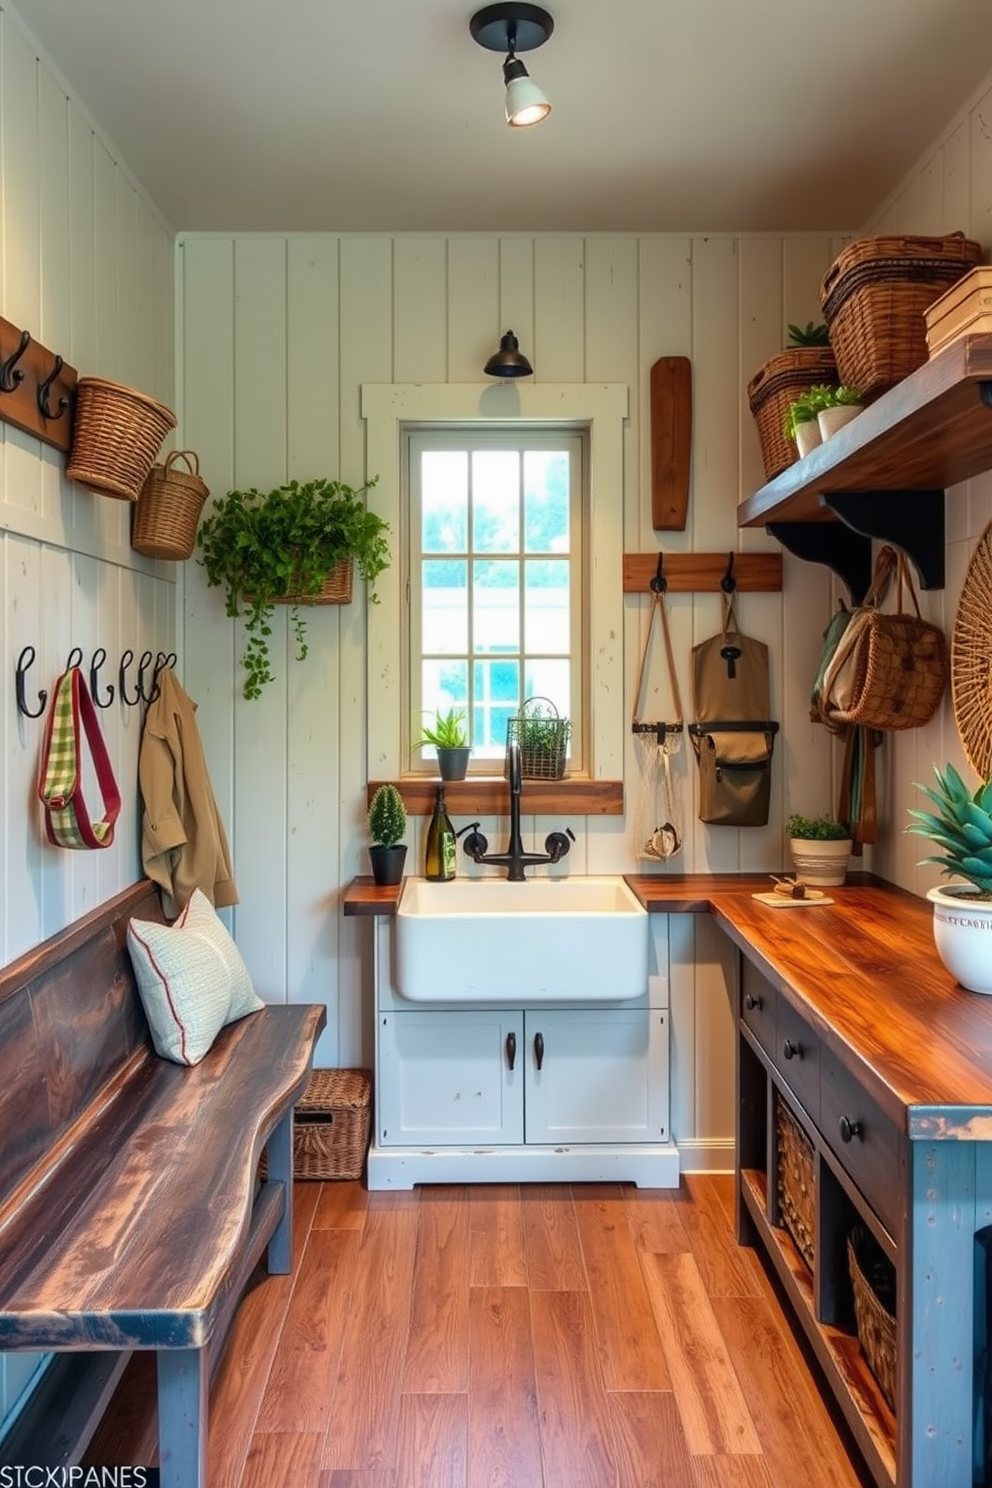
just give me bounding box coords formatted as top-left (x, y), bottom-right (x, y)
top-left (342, 871), bottom-right (992, 1136)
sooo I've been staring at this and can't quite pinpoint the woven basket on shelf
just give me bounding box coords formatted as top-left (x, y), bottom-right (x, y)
top-left (269, 557), bottom-right (354, 607)
top-left (775, 1094), bottom-right (815, 1270)
top-left (66, 376), bottom-right (177, 501)
top-left (820, 232), bottom-right (983, 401)
top-left (847, 1226), bottom-right (897, 1411)
top-left (260, 1068), bottom-right (372, 1181)
top-left (746, 348), bottom-right (838, 480)
top-left (132, 450), bottom-right (209, 560)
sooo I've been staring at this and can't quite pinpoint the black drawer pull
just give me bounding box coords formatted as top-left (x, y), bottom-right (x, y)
top-left (839, 1116), bottom-right (863, 1144)
top-left (782, 1039), bottom-right (802, 1061)
top-left (506, 1031), bottom-right (516, 1071)
top-left (534, 1031), bottom-right (545, 1071)
top-left (744, 993), bottom-right (762, 1011)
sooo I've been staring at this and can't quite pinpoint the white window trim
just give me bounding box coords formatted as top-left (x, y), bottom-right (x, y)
top-left (362, 382), bottom-right (628, 782)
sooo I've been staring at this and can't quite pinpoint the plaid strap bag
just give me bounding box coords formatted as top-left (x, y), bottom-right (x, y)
top-left (37, 665), bottom-right (121, 849)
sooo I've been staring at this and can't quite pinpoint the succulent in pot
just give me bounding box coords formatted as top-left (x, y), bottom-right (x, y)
top-left (907, 763), bottom-right (992, 993)
top-left (367, 783), bottom-right (408, 887)
top-left (786, 812), bottom-right (852, 887)
top-left (414, 708), bottom-right (470, 780)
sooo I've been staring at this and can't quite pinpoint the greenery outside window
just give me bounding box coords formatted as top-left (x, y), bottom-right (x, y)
top-left (407, 429), bottom-right (586, 772)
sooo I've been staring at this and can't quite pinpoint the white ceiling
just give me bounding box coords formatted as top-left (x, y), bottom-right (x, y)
top-left (11, 0), bottom-right (992, 234)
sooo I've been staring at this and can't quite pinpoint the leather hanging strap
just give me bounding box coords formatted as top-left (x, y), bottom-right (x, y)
top-left (38, 666), bottom-right (121, 849)
top-left (632, 588), bottom-right (684, 738)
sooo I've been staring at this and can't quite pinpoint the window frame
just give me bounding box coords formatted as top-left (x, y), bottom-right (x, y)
top-left (405, 425), bottom-right (588, 776)
top-left (363, 382), bottom-right (628, 786)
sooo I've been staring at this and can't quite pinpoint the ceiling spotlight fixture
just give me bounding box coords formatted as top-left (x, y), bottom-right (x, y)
top-left (484, 330), bottom-right (534, 378)
top-left (470, 3), bottom-right (554, 129)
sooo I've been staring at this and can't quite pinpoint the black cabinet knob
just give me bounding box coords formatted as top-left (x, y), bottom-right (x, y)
top-left (744, 993), bottom-right (762, 1011)
top-left (505, 1031), bottom-right (516, 1071)
top-left (839, 1116), bottom-right (863, 1144)
top-left (782, 1039), bottom-right (802, 1061)
top-left (534, 1031), bottom-right (545, 1071)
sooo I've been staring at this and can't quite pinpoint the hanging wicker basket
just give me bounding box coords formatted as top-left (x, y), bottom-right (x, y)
top-left (132, 450), bottom-right (210, 560)
top-left (269, 557), bottom-right (354, 606)
top-left (820, 232), bottom-right (983, 401)
top-left (746, 347), bottom-right (838, 480)
top-left (66, 377), bottom-right (177, 501)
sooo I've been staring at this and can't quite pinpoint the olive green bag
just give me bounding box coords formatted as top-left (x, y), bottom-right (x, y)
top-left (689, 594), bottom-right (779, 827)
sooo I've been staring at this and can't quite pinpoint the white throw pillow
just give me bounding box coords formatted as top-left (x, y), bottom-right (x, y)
top-left (127, 889), bottom-right (264, 1065)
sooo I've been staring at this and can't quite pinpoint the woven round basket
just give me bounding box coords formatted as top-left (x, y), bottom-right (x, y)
top-left (132, 451), bottom-right (210, 560)
top-left (746, 348), bottom-right (838, 480)
top-left (820, 232), bottom-right (982, 401)
top-left (847, 1226), bottom-right (896, 1411)
top-left (67, 377), bottom-right (177, 501)
top-left (952, 520), bottom-right (992, 777)
top-left (270, 557), bottom-right (354, 606)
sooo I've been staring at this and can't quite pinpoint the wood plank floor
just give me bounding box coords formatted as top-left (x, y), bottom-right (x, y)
top-left (84, 1176), bottom-right (872, 1488)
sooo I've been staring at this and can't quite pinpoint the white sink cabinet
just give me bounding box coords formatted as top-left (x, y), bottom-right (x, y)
top-left (367, 912), bottom-right (679, 1190)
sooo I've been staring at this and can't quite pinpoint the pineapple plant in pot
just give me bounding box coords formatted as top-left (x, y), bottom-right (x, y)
top-left (907, 763), bottom-right (992, 994)
top-left (414, 708), bottom-right (470, 781)
top-left (367, 784), bottom-right (408, 887)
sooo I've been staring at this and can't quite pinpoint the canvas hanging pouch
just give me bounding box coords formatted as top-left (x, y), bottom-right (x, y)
top-left (689, 591), bottom-right (778, 827)
top-left (38, 665), bottom-right (121, 849)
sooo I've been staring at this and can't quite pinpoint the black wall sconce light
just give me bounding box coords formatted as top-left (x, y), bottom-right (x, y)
top-left (483, 330), bottom-right (534, 379)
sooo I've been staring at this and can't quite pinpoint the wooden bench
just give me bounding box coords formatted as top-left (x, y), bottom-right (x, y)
top-left (0, 880), bottom-right (326, 1487)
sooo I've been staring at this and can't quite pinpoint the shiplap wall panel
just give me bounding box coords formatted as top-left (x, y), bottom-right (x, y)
top-left (393, 237), bottom-right (447, 382)
top-left (447, 238), bottom-right (499, 382)
top-left (533, 236), bottom-right (585, 381)
top-left (499, 235), bottom-right (535, 360)
top-left (3, 19), bottom-right (40, 329)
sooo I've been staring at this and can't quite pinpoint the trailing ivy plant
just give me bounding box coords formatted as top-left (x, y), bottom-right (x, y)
top-left (197, 476), bottom-right (389, 699)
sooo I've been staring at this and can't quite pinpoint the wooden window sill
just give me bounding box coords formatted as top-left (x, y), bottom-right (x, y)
top-left (367, 777), bottom-right (624, 816)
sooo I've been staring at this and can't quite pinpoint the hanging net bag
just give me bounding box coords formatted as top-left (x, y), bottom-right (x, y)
top-left (632, 572), bottom-right (685, 861)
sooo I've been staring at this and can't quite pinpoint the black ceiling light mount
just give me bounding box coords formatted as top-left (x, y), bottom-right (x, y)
top-left (470, 3), bottom-right (554, 128)
top-left (484, 330), bottom-right (534, 379)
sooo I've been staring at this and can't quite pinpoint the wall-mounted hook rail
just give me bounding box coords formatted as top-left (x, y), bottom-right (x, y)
top-left (622, 551), bottom-right (782, 594)
top-left (0, 330), bottom-right (30, 394)
top-left (118, 650), bottom-right (141, 707)
top-left (90, 648), bottom-right (115, 708)
top-left (0, 316), bottom-right (76, 453)
top-left (720, 551), bottom-right (737, 593)
top-left (37, 355), bottom-right (70, 422)
top-left (15, 646), bottom-right (47, 719)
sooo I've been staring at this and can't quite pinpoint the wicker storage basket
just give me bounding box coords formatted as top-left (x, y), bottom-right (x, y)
top-left (746, 348), bottom-right (838, 480)
top-left (66, 377), bottom-right (177, 501)
top-left (288, 1068), bottom-right (372, 1181)
top-left (775, 1094), bottom-right (815, 1270)
top-left (505, 696), bottom-right (570, 781)
top-left (132, 451), bottom-right (209, 560)
top-left (820, 232), bottom-right (983, 401)
top-left (270, 558), bottom-right (353, 606)
top-left (847, 1226), bottom-right (897, 1411)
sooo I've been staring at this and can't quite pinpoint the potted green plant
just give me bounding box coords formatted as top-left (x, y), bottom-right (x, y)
top-left (367, 783), bottom-right (408, 886)
top-left (414, 707), bottom-right (470, 781)
top-left (786, 812), bottom-right (853, 887)
top-left (197, 476), bottom-right (389, 699)
top-left (782, 386), bottom-right (835, 458)
top-left (907, 763), bottom-right (992, 993)
top-left (817, 385), bottom-right (864, 441)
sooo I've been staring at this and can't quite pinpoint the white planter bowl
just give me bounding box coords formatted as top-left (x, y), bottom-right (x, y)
top-left (927, 885), bottom-right (992, 994)
top-left (788, 837), bottom-right (852, 888)
top-left (817, 404), bottom-right (863, 440)
top-left (794, 420), bottom-right (822, 458)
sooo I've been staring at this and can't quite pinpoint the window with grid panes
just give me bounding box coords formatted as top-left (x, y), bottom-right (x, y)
top-left (406, 428), bottom-right (587, 772)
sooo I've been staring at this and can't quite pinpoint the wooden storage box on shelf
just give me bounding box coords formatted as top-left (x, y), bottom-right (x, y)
top-left (261, 1068), bottom-right (372, 1180)
top-left (925, 266), bottom-right (992, 356)
top-left (775, 1093), bottom-right (815, 1270)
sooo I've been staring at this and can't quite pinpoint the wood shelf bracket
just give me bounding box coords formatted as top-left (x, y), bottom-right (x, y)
top-left (768, 490), bottom-right (944, 603)
top-left (767, 522), bottom-right (873, 605)
top-left (0, 315), bottom-right (77, 454)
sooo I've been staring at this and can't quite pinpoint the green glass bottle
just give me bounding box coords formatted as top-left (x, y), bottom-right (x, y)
top-left (424, 784), bottom-right (456, 882)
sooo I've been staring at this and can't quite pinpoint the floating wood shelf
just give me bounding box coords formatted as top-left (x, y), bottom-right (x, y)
top-left (738, 333), bottom-right (992, 600)
top-left (622, 551), bottom-right (782, 594)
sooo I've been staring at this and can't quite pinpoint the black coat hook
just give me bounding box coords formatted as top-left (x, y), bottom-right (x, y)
top-left (118, 649), bottom-right (141, 707)
top-left (721, 551), bottom-right (737, 593)
top-left (89, 647), bottom-right (115, 708)
top-left (65, 646), bottom-right (83, 670)
top-left (148, 651), bottom-right (176, 703)
top-left (650, 552), bottom-right (667, 593)
top-left (37, 355), bottom-right (69, 421)
top-left (136, 650), bottom-right (155, 703)
top-left (15, 645), bottom-right (47, 719)
top-left (0, 330), bottom-right (30, 395)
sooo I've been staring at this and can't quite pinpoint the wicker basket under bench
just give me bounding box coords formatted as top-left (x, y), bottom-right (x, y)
top-left (290, 1068), bottom-right (372, 1180)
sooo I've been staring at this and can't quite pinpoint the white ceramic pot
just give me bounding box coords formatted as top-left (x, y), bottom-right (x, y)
top-left (794, 420), bottom-right (822, 458)
top-left (817, 404), bottom-right (863, 440)
top-left (927, 884), bottom-right (992, 994)
top-left (788, 837), bottom-right (852, 888)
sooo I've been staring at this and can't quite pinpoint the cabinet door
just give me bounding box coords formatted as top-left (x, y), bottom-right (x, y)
top-left (524, 1008), bottom-right (669, 1145)
top-left (378, 1009), bottom-right (523, 1146)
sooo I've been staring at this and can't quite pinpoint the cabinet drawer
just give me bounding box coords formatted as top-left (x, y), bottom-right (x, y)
top-left (741, 960), bottom-right (777, 1056)
top-left (821, 1048), bottom-right (901, 1236)
top-left (775, 999), bottom-right (820, 1124)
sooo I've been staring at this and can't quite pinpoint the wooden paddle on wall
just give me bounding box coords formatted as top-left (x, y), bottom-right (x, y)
top-left (650, 355), bottom-right (692, 530)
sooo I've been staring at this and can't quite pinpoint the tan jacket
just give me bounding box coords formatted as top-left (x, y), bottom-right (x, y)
top-left (139, 668), bottom-right (238, 918)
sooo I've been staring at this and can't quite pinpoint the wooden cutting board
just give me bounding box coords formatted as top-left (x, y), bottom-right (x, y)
top-left (650, 355), bottom-right (692, 530)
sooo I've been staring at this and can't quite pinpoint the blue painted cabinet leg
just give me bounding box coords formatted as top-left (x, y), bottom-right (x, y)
top-left (157, 1347), bottom-right (208, 1488)
top-left (265, 1107), bottom-right (294, 1274)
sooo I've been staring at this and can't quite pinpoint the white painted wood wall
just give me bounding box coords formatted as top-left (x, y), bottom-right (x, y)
top-left (0, 4), bottom-right (175, 1423)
